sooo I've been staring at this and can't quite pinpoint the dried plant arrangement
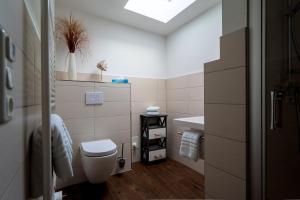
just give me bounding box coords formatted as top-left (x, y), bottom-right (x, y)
top-left (55, 14), bottom-right (89, 56)
top-left (55, 14), bottom-right (89, 80)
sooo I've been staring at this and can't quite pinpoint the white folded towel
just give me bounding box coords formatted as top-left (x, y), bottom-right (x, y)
top-left (30, 114), bottom-right (73, 198)
top-left (146, 111), bottom-right (160, 115)
top-left (179, 131), bottom-right (202, 161)
top-left (146, 106), bottom-right (160, 112)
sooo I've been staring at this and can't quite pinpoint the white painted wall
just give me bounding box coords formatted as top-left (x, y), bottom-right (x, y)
top-left (166, 3), bottom-right (222, 78)
top-left (55, 4), bottom-right (166, 78)
top-left (55, 3), bottom-right (222, 79)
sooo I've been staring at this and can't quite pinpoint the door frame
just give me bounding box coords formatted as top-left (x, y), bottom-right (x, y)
top-left (248, 0), bottom-right (265, 199)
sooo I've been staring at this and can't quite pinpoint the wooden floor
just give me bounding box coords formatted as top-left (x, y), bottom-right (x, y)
top-left (62, 159), bottom-right (204, 200)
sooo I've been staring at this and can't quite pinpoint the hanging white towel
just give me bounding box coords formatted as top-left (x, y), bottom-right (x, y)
top-left (30, 114), bottom-right (73, 198)
top-left (179, 131), bottom-right (202, 161)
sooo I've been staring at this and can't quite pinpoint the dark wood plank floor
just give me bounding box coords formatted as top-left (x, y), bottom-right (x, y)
top-left (62, 159), bottom-right (204, 200)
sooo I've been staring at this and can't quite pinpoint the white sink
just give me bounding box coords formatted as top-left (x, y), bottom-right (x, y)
top-left (173, 116), bottom-right (204, 130)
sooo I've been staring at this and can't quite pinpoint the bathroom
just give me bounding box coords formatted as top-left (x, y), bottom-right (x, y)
top-left (2, 0), bottom-right (300, 199)
top-left (54, 0), bottom-right (222, 197)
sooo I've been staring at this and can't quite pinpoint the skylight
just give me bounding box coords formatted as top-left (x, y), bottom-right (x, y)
top-left (124, 0), bottom-right (197, 23)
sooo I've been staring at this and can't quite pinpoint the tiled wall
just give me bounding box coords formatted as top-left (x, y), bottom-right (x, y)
top-left (55, 71), bottom-right (205, 173)
top-left (129, 77), bottom-right (166, 162)
top-left (55, 80), bottom-right (131, 188)
top-left (204, 28), bottom-right (247, 200)
top-left (166, 72), bottom-right (205, 174)
top-left (0, 1), bottom-right (42, 199)
top-left (56, 72), bottom-right (167, 163)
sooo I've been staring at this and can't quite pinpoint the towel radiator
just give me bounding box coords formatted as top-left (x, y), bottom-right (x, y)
top-left (41, 0), bottom-right (56, 199)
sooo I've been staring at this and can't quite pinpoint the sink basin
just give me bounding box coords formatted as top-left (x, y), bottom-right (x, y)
top-left (173, 116), bottom-right (204, 130)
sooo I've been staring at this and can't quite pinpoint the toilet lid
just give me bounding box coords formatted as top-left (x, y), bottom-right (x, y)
top-left (81, 139), bottom-right (117, 157)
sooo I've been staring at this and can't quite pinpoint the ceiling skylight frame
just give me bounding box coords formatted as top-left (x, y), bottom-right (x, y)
top-left (124, 0), bottom-right (197, 23)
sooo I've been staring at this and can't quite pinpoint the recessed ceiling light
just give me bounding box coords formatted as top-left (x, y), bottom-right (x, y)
top-left (124, 0), bottom-right (197, 23)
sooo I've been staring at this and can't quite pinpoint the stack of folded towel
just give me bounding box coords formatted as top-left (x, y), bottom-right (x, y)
top-left (146, 106), bottom-right (160, 115)
top-left (179, 130), bottom-right (203, 161)
top-left (31, 114), bottom-right (73, 198)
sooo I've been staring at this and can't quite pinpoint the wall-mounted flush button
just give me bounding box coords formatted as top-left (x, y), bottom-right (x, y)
top-left (6, 67), bottom-right (13, 89)
top-left (85, 92), bottom-right (104, 105)
top-left (5, 36), bottom-right (16, 62)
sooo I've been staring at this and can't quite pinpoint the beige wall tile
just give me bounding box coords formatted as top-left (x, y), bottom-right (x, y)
top-left (95, 86), bottom-right (130, 102)
top-left (204, 59), bottom-right (224, 73)
top-left (64, 118), bottom-right (94, 136)
top-left (205, 134), bottom-right (246, 179)
top-left (56, 103), bottom-right (94, 119)
top-left (132, 148), bottom-right (140, 163)
top-left (94, 102), bottom-right (130, 117)
top-left (131, 125), bottom-right (139, 137)
top-left (167, 88), bottom-right (188, 101)
top-left (167, 101), bottom-right (189, 114)
top-left (0, 108), bottom-right (25, 197)
top-left (220, 28), bottom-right (246, 68)
top-left (188, 101), bottom-right (204, 116)
top-left (205, 67), bottom-right (246, 104)
top-left (205, 29), bottom-right (246, 73)
top-left (156, 79), bottom-right (166, 101)
top-left (156, 101), bottom-right (167, 113)
top-left (166, 75), bottom-right (188, 89)
top-left (131, 86), bottom-right (157, 102)
top-left (205, 164), bottom-right (246, 200)
top-left (204, 28), bottom-right (247, 200)
top-left (129, 77), bottom-right (158, 89)
top-left (0, 3), bottom-right (43, 198)
top-left (56, 85), bottom-right (94, 103)
top-left (94, 116), bottom-right (130, 133)
top-left (131, 114), bottom-right (140, 127)
top-left (188, 86), bottom-right (204, 101)
top-left (1, 165), bottom-right (26, 200)
top-left (187, 72), bottom-right (204, 87)
top-left (0, 106), bottom-right (40, 198)
top-left (205, 104), bottom-right (246, 141)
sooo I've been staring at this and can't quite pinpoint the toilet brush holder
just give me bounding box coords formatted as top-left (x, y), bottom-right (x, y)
top-left (118, 143), bottom-right (126, 169)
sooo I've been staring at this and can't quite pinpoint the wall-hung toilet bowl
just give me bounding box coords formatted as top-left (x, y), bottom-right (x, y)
top-left (80, 139), bottom-right (117, 183)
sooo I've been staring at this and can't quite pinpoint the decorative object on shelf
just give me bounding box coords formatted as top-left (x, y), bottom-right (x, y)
top-left (112, 76), bottom-right (128, 83)
top-left (56, 14), bottom-right (89, 80)
top-left (96, 60), bottom-right (108, 82)
top-left (140, 114), bottom-right (168, 164)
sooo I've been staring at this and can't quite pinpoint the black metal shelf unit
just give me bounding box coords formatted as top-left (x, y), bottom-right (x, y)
top-left (140, 114), bottom-right (168, 164)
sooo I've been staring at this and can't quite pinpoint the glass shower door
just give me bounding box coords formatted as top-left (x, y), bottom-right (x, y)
top-left (265, 0), bottom-right (300, 199)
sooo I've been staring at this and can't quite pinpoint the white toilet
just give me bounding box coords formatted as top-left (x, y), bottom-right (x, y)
top-left (80, 139), bottom-right (117, 183)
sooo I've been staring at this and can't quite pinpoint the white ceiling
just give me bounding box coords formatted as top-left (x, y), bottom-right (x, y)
top-left (56, 0), bottom-right (221, 35)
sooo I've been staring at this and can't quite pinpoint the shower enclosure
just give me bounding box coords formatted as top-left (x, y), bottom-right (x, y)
top-left (250, 0), bottom-right (300, 199)
top-left (264, 0), bottom-right (300, 199)
top-left (248, 0), bottom-right (300, 200)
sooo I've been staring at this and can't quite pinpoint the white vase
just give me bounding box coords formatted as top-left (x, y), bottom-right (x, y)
top-left (67, 53), bottom-right (77, 80)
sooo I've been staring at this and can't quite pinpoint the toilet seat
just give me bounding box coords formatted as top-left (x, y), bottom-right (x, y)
top-left (81, 139), bottom-right (117, 157)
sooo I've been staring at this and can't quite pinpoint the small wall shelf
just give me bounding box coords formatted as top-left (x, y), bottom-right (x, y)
top-left (140, 114), bottom-right (168, 164)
